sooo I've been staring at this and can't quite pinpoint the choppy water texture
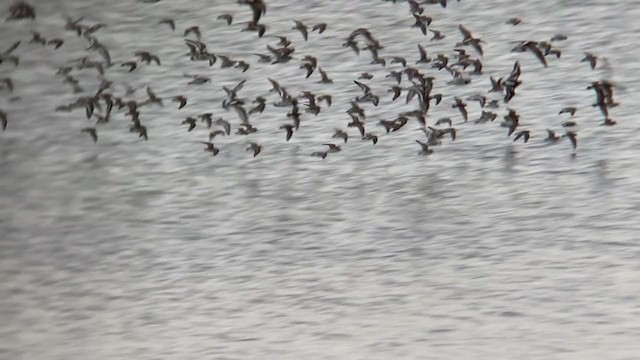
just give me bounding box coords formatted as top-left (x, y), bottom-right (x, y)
top-left (1, 0), bottom-right (640, 359)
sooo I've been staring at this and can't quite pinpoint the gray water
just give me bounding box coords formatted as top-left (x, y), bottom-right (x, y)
top-left (1, 0), bottom-right (640, 359)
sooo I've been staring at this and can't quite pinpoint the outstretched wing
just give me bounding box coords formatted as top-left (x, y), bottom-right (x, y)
top-left (353, 80), bottom-right (371, 94)
top-left (525, 43), bottom-right (547, 67)
top-left (458, 24), bottom-right (473, 41)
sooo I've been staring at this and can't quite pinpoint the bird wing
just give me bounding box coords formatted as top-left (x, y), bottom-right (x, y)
top-left (567, 133), bottom-right (577, 149)
top-left (3, 41), bottom-right (20, 55)
top-left (458, 24), bottom-right (472, 40)
top-left (353, 80), bottom-right (371, 94)
top-left (318, 67), bottom-right (330, 80)
top-left (471, 41), bottom-right (484, 57)
top-left (417, 44), bottom-right (427, 59)
top-left (232, 79), bottom-right (246, 93)
top-left (233, 105), bottom-right (249, 124)
top-left (525, 43), bottom-right (548, 67)
top-left (267, 77), bottom-right (281, 92)
top-left (249, 2), bottom-right (264, 24)
top-left (96, 47), bottom-right (111, 66)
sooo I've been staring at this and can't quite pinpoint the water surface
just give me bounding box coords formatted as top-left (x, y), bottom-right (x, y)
top-left (1, 0), bottom-right (640, 359)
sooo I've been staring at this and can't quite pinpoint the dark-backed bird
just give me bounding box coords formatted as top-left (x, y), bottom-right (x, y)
top-left (199, 113), bottom-right (213, 128)
top-left (421, 0), bottom-right (448, 8)
top-left (145, 86), bottom-right (163, 106)
top-left (324, 143), bottom-right (341, 153)
top-left (200, 142), bottom-right (220, 155)
top-left (184, 26), bottom-right (201, 40)
top-left (475, 111), bottom-right (497, 124)
top-left (332, 129), bottom-right (348, 143)
top-left (318, 67), bottom-right (333, 83)
top-left (545, 129), bottom-right (560, 143)
top-left (173, 96), bottom-right (187, 109)
top-left (249, 96), bottom-right (266, 114)
top-left (217, 14), bottom-right (233, 25)
top-left (0, 78), bottom-right (13, 92)
top-left (318, 95), bottom-right (332, 107)
top-left (363, 133), bottom-right (378, 145)
top-left (134, 51), bottom-right (160, 65)
top-left (435, 117), bottom-right (452, 127)
top-left (47, 39), bottom-right (63, 49)
top-left (280, 124), bottom-right (295, 141)
top-left (389, 86), bottom-right (402, 100)
top-left (416, 140), bottom-right (434, 155)
top-left (81, 127), bottom-right (97, 142)
top-left (243, 21), bottom-right (266, 37)
top-left (253, 53), bottom-right (272, 63)
top-left (452, 97), bottom-right (468, 122)
top-left (348, 116), bottom-right (365, 136)
top-left (523, 41), bottom-right (547, 67)
top-left (30, 31), bottom-right (46, 45)
top-left (582, 52), bottom-right (597, 69)
top-left (489, 76), bottom-right (504, 92)
top-left (559, 107), bottom-right (576, 116)
top-left (246, 142), bottom-right (262, 157)
top-left (417, 44), bottom-right (431, 63)
top-left (159, 18), bottom-right (175, 30)
top-left (292, 20), bottom-right (308, 41)
top-left (466, 94), bottom-right (486, 108)
top-left (312, 23), bottom-right (326, 33)
top-left (209, 130), bottom-right (226, 141)
top-left (182, 117), bottom-right (197, 131)
top-left (412, 14), bottom-right (432, 35)
top-left (0, 110), bottom-right (7, 130)
top-left (235, 61), bottom-right (250, 72)
top-left (236, 123), bottom-right (258, 135)
top-left (187, 75), bottom-right (211, 85)
top-left (391, 56), bottom-right (407, 67)
top-left (601, 118), bottom-right (617, 126)
top-left (215, 118), bottom-right (231, 135)
top-left (513, 130), bottom-right (530, 143)
top-left (506, 18), bottom-right (522, 25)
top-left (430, 29), bottom-right (445, 41)
top-left (311, 151), bottom-right (328, 159)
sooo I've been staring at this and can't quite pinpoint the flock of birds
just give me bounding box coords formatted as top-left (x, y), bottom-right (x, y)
top-left (0, 0), bottom-right (621, 160)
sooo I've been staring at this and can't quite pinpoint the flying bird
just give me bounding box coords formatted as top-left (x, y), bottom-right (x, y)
top-left (173, 96), bottom-right (187, 109)
top-left (81, 127), bottom-right (98, 142)
top-left (513, 130), bottom-right (530, 143)
top-left (292, 20), bottom-right (308, 41)
top-left (159, 18), bottom-right (175, 30)
top-left (217, 14), bottom-right (233, 25)
top-left (279, 124), bottom-right (295, 141)
top-left (246, 142), bottom-right (262, 157)
top-left (582, 52), bottom-right (597, 69)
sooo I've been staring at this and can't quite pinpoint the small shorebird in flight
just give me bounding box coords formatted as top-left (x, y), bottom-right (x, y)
top-left (172, 96), bottom-right (187, 109)
top-left (199, 142), bottom-right (220, 156)
top-left (559, 107), bottom-right (576, 116)
top-left (246, 142), bottom-right (262, 157)
top-left (0, 110), bottom-right (7, 130)
top-left (582, 52), bottom-right (597, 69)
top-left (416, 140), bottom-right (434, 155)
top-left (217, 14), bottom-right (233, 25)
top-left (292, 20), bottom-right (308, 41)
top-left (81, 127), bottom-right (98, 142)
top-left (159, 18), bottom-right (175, 30)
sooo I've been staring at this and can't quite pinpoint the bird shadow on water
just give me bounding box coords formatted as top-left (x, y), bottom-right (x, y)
top-left (502, 144), bottom-right (518, 174)
top-left (591, 158), bottom-right (613, 193)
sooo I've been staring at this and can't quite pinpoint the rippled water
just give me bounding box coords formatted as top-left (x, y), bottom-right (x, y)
top-left (1, 0), bottom-right (640, 359)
